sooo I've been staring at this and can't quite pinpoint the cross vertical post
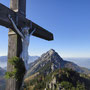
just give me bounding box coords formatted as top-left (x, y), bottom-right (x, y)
top-left (0, 0), bottom-right (53, 89)
top-left (6, 0), bottom-right (26, 90)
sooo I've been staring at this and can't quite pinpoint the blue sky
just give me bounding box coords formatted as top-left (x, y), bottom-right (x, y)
top-left (0, 0), bottom-right (90, 57)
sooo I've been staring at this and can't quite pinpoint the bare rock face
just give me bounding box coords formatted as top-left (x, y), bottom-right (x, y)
top-left (47, 49), bottom-right (55, 56)
top-left (26, 49), bottom-right (90, 77)
top-left (26, 49), bottom-right (63, 76)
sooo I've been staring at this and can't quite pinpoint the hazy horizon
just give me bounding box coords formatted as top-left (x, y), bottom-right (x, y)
top-left (0, 53), bottom-right (90, 69)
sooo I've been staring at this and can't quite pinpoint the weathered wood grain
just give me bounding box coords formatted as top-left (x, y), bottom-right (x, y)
top-left (6, 0), bottom-right (23, 90)
top-left (7, 34), bottom-right (22, 90)
top-left (4, 0), bottom-right (53, 90)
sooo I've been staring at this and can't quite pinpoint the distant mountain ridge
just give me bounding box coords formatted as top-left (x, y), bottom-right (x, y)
top-left (0, 56), bottom-right (7, 68)
top-left (0, 67), bottom-right (6, 89)
top-left (0, 67), bottom-right (6, 76)
top-left (0, 56), bottom-right (39, 68)
top-left (0, 55), bottom-right (90, 69)
top-left (26, 49), bottom-right (90, 77)
top-left (64, 57), bottom-right (90, 69)
top-left (0, 56), bottom-right (7, 62)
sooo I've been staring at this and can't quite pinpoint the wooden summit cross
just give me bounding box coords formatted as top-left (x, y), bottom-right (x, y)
top-left (0, 0), bottom-right (53, 90)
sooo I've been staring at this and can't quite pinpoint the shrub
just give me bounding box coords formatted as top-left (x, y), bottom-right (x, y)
top-left (61, 81), bottom-right (73, 89)
top-left (5, 56), bottom-right (26, 81)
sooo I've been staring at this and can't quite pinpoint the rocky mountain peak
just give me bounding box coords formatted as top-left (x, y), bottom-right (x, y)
top-left (41, 49), bottom-right (59, 57)
top-left (27, 49), bottom-right (63, 76)
top-left (40, 49), bottom-right (63, 63)
top-left (41, 49), bottom-right (55, 58)
top-left (48, 49), bottom-right (55, 55)
top-left (27, 49), bottom-right (90, 76)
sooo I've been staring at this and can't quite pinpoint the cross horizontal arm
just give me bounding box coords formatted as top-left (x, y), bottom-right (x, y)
top-left (0, 3), bottom-right (53, 41)
top-left (0, 4), bottom-right (16, 30)
top-left (31, 21), bottom-right (53, 41)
